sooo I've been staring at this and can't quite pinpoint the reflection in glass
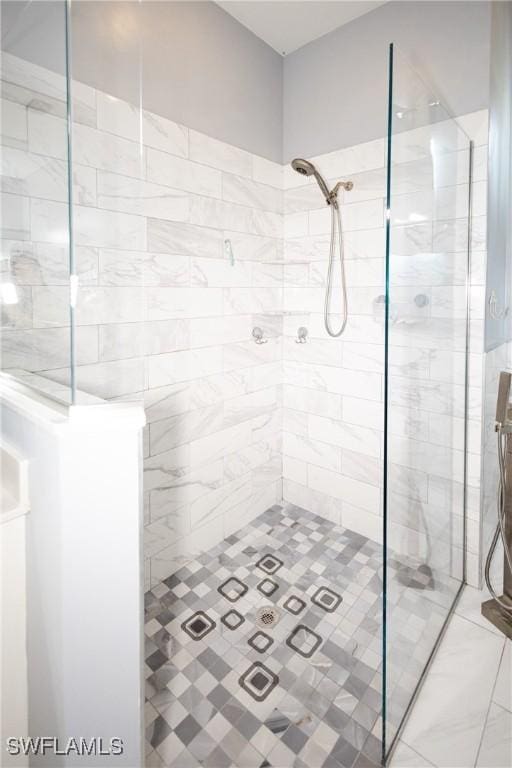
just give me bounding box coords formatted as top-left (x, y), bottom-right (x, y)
top-left (383, 43), bottom-right (471, 757)
top-left (0, 0), bottom-right (74, 402)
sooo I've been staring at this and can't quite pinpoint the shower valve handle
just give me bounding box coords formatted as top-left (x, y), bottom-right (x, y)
top-left (252, 327), bottom-right (268, 344)
top-left (296, 327), bottom-right (308, 344)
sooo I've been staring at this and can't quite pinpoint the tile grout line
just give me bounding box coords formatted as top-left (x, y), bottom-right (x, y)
top-left (473, 637), bottom-right (506, 767)
top-left (397, 739), bottom-right (437, 767)
top-left (491, 639), bottom-right (512, 712)
top-left (454, 605), bottom-right (508, 639)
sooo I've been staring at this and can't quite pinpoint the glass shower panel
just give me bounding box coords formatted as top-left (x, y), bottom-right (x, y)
top-left (68, 0), bottom-right (145, 404)
top-left (383, 44), bottom-right (470, 756)
top-left (0, 0), bottom-right (74, 402)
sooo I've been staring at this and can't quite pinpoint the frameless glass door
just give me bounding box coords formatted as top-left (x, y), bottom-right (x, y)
top-left (383, 43), bottom-right (471, 758)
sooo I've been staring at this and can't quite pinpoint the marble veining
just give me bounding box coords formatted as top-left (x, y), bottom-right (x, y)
top-left (0, 53), bottom-right (489, 605)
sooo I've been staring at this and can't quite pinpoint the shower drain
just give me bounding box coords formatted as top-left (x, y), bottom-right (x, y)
top-left (256, 606), bottom-right (279, 628)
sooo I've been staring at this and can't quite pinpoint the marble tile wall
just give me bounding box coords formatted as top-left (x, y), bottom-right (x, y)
top-left (0, 53), bottom-right (284, 589)
top-left (281, 137), bottom-right (386, 542)
top-left (1, 52), bottom-right (493, 591)
top-left (1, 53), bottom-right (73, 385)
top-left (281, 110), bottom-right (489, 588)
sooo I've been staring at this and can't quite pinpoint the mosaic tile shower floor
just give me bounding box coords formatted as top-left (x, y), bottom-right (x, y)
top-left (144, 504), bottom-right (453, 768)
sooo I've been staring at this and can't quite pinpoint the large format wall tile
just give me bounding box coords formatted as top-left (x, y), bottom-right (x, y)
top-left (1, 146), bottom-right (68, 201)
top-left (146, 147), bottom-right (221, 197)
top-left (43, 357), bottom-right (145, 399)
top-left (1, 192), bottom-right (30, 239)
top-left (1, 99), bottom-right (28, 150)
top-left (1, 326), bottom-right (97, 370)
top-left (97, 171), bottom-right (190, 221)
top-left (147, 218), bottom-right (222, 258)
top-left (4, 241), bottom-right (98, 286)
top-left (1, 52), bottom-right (66, 102)
top-left (142, 110), bottom-right (188, 157)
top-left (73, 122), bottom-right (143, 177)
top-left (33, 286), bottom-right (144, 327)
top-left (96, 91), bottom-right (141, 143)
top-left (222, 172), bottom-right (283, 214)
top-left (0, 54), bottom-right (489, 589)
top-left (28, 110), bottom-right (67, 160)
top-left (189, 129), bottom-right (253, 178)
top-left (75, 205), bottom-right (146, 250)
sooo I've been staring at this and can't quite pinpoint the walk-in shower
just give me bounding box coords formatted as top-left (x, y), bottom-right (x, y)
top-left (0, 2), bottom-right (476, 766)
top-left (291, 158), bottom-right (353, 337)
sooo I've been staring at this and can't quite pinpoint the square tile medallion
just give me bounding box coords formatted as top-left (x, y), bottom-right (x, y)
top-left (257, 578), bottom-right (279, 598)
top-left (220, 609), bottom-right (245, 630)
top-left (248, 631), bottom-right (274, 654)
top-left (286, 624), bottom-right (322, 658)
top-left (238, 662), bottom-right (280, 702)
top-left (145, 503), bottom-right (454, 767)
top-left (283, 595), bottom-right (306, 616)
top-left (311, 585), bottom-right (343, 613)
top-left (217, 576), bottom-right (248, 603)
top-left (181, 610), bottom-right (216, 641)
top-left (256, 554), bottom-right (284, 575)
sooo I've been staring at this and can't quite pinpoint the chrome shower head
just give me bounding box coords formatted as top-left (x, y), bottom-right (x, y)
top-left (291, 158), bottom-right (316, 177)
top-left (291, 157), bottom-right (331, 204)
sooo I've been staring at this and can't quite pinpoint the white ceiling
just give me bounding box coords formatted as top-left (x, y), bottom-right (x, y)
top-left (216, 1), bottom-right (387, 56)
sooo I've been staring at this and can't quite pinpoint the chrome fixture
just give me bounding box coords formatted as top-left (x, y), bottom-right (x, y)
top-left (482, 371), bottom-right (512, 638)
top-left (291, 158), bottom-right (330, 204)
top-left (291, 158), bottom-right (353, 337)
top-left (414, 293), bottom-right (429, 308)
top-left (489, 288), bottom-right (508, 320)
top-left (291, 158), bottom-right (353, 206)
top-left (252, 327), bottom-right (268, 345)
top-left (224, 238), bottom-right (235, 266)
top-left (295, 326), bottom-right (308, 344)
top-left (255, 605), bottom-right (279, 628)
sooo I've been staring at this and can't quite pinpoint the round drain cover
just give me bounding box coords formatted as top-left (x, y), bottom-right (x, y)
top-left (256, 606), bottom-right (279, 628)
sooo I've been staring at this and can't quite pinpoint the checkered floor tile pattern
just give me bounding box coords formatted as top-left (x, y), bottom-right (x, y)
top-left (144, 504), bottom-right (383, 767)
top-left (144, 503), bottom-right (456, 767)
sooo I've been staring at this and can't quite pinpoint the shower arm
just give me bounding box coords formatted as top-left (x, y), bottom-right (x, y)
top-left (327, 180), bottom-right (354, 206)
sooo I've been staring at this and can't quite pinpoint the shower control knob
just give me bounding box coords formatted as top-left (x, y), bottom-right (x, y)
top-left (296, 327), bottom-right (308, 344)
top-left (252, 327), bottom-right (268, 344)
top-left (414, 293), bottom-right (429, 308)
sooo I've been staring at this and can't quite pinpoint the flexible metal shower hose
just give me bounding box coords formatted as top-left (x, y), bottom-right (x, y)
top-left (324, 202), bottom-right (348, 337)
top-left (484, 427), bottom-right (512, 613)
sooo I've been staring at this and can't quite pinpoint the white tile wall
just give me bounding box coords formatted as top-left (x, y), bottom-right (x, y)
top-left (1, 53), bottom-right (491, 591)
top-left (282, 109), bottom-right (489, 590)
top-left (0, 54), bottom-right (284, 589)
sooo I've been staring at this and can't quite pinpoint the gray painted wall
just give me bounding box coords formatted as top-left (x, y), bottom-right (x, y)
top-left (485, 1), bottom-right (512, 351)
top-left (1, 0), bottom-right (284, 162)
top-left (72, 1), bottom-right (283, 162)
top-left (0, 1), bottom-right (67, 73)
top-left (1, 1), bottom-right (491, 162)
top-left (283, 1), bottom-right (491, 160)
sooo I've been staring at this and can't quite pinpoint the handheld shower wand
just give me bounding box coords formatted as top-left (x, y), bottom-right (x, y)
top-left (482, 371), bottom-right (512, 637)
top-left (291, 159), bottom-right (353, 337)
top-left (484, 425), bottom-right (512, 614)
